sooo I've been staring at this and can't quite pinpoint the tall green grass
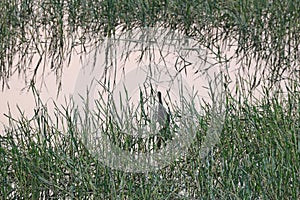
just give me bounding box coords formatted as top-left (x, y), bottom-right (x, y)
top-left (0, 0), bottom-right (299, 199)
top-left (0, 0), bottom-right (299, 89)
top-left (1, 81), bottom-right (299, 199)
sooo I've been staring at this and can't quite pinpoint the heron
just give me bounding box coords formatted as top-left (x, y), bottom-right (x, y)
top-left (157, 91), bottom-right (170, 129)
top-left (154, 91), bottom-right (171, 149)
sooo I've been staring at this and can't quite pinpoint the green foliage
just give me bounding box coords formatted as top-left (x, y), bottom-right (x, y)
top-left (0, 0), bottom-right (299, 89)
top-left (1, 83), bottom-right (299, 199)
top-left (0, 0), bottom-right (299, 199)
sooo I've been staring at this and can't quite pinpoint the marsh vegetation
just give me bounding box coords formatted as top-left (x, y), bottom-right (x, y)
top-left (0, 0), bottom-right (299, 199)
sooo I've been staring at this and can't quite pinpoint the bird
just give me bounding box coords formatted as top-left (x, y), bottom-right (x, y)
top-left (157, 91), bottom-right (170, 129)
top-left (155, 91), bottom-right (171, 149)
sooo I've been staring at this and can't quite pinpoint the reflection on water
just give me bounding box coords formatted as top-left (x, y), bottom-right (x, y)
top-left (1, 26), bottom-right (294, 135)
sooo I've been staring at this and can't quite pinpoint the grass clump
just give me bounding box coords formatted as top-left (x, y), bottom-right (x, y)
top-left (1, 0), bottom-right (299, 89)
top-left (1, 83), bottom-right (299, 199)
